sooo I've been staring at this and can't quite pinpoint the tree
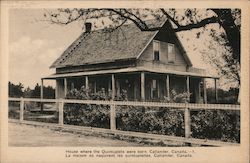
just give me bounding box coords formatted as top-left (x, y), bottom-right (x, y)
top-left (32, 83), bottom-right (55, 99)
top-left (8, 82), bottom-right (24, 97)
top-left (32, 83), bottom-right (41, 98)
top-left (44, 8), bottom-right (240, 96)
top-left (23, 86), bottom-right (33, 98)
top-left (43, 85), bottom-right (55, 99)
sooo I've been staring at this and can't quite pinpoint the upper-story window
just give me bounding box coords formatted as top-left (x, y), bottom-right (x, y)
top-left (168, 43), bottom-right (175, 63)
top-left (153, 40), bottom-right (160, 61)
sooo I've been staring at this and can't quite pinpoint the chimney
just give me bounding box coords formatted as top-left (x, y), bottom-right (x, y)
top-left (85, 22), bottom-right (92, 33)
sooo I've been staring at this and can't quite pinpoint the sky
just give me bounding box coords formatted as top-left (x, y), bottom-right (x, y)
top-left (9, 9), bottom-right (83, 88)
top-left (9, 9), bottom-right (222, 89)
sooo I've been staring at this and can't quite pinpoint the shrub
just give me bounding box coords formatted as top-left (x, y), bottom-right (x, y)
top-left (63, 87), bottom-right (240, 143)
top-left (64, 103), bottom-right (110, 128)
top-left (64, 87), bottom-right (111, 128)
top-left (191, 110), bottom-right (240, 143)
top-left (116, 106), bottom-right (184, 136)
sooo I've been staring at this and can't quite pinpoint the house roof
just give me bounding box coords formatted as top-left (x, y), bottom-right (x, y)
top-left (43, 66), bottom-right (219, 79)
top-left (51, 18), bottom-right (194, 69)
top-left (50, 19), bottom-right (167, 68)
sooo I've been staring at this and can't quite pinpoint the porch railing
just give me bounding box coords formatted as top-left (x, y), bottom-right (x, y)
top-left (8, 97), bottom-right (240, 146)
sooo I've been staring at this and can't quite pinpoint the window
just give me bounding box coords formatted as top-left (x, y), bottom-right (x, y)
top-left (168, 43), bottom-right (175, 63)
top-left (152, 80), bottom-right (157, 89)
top-left (153, 41), bottom-right (160, 61)
top-left (151, 79), bottom-right (158, 99)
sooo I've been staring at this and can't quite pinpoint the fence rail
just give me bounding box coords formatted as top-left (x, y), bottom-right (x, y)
top-left (9, 97), bottom-right (240, 110)
top-left (8, 97), bottom-right (240, 146)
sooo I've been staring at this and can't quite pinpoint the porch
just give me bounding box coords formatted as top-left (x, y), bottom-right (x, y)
top-left (42, 67), bottom-right (218, 103)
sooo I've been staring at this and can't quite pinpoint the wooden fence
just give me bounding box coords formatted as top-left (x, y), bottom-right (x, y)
top-left (8, 97), bottom-right (240, 146)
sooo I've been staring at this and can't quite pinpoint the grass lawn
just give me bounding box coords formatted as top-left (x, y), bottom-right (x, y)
top-left (9, 103), bottom-right (58, 123)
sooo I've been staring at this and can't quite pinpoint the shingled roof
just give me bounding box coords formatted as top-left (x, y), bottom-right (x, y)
top-left (50, 19), bottom-right (168, 68)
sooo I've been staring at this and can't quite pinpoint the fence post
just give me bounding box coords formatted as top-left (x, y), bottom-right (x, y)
top-left (20, 97), bottom-right (24, 122)
top-left (58, 98), bottom-right (64, 125)
top-left (184, 106), bottom-right (191, 138)
top-left (110, 104), bottom-right (116, 131)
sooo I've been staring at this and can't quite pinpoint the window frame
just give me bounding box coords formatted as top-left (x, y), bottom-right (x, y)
top-left (151, 79), bottom-right (159, 99)
top-left (152, 79), bottom-right (157, 90)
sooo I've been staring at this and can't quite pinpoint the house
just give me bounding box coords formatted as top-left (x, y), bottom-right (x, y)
top-left (42, 19), bottom-right (218, 103)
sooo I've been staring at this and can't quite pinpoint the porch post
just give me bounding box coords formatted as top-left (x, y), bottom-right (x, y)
top-left (55, 80), bottom-right (58, 99)
top-left (111, 74), bottom-right (115, 100)
top-left (186, 76), bottom-right (190, 102)
top-left (64, 78), bottom-right (67, 98)
top-left (203, 78), bottom-right (207, 103)
top-left (214, 78), bottom-right (218, 103)
top-left (166, 74), bottom-right (170, 100)
top-left (141, 72), bottom-right (145, 101)
top-left (85, 76), bottom-right (89, 97)
top-left (85, 76), bottom-right (89, 89)
top-left (40, 79), bottom-right (44, 111)
top-left (55, 79), bottom-right (59, 112)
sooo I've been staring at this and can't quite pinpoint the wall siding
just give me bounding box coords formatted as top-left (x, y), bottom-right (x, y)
top-left (137, 60), bottom-right (187, 72)
top-left (138, 27), bottom-right (188, 72)
top-left (138, 41), bottom-right (188, 71)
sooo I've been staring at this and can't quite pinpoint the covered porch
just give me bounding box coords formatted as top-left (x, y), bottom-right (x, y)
top-left (42, 67), bottom-right (219, 103)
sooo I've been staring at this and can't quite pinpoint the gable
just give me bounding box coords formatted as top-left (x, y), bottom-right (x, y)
top-left (137, 20), bottom-right (192, 68)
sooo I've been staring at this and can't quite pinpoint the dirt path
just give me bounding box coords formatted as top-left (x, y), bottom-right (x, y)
top-left (8, 123), bottom-right (146, 147)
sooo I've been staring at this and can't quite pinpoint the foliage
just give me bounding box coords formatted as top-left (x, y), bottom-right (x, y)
top-left (64, 88), bottom-right (186, 133)
top-left (64, 87), bottom-right (111, 128)
top-left (8, 108), bottom-right (20, 119)
top-left (30, 83), bottom-right (55, 99)
top-left (116, 90), bottom-right (188, 136)
top-left (64, 103), bottom-right (110, 128)
top-left (63, 87), bottom-right (239, 142)
top-left (202, 42), bottom-right (240, 88)
top-left (9, 82), bottom-right (24, 97)
top-left (191, 110), bottom-right (240, 143)
top-left (207, 87), bottom-right (239, 104)
top-left (8, 81), bottom-right (55, 99)
top-left (116, 106), bottom-right (184, 136)
top-left (165, 89), bottom-right (191, 103)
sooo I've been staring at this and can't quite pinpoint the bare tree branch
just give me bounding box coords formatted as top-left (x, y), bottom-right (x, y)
top-left (160, 9), bottom-right (180, 27)
top-left (173, 16), bottom-right (218, 32)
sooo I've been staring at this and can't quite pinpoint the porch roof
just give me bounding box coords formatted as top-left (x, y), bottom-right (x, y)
top-left (42, 67), bottom-right (219, 80)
